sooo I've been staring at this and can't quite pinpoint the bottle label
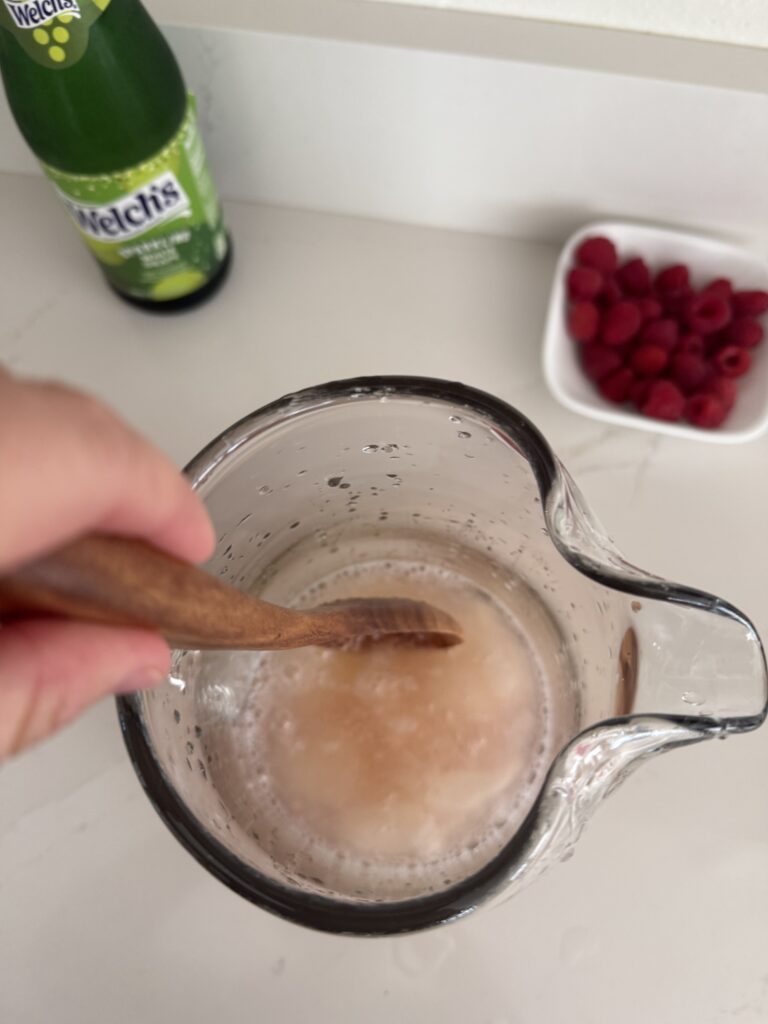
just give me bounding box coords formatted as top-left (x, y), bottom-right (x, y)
top-left (42, 95), bottom-right (230, 303)
top-left (0, 0), bottom-right (109, 68)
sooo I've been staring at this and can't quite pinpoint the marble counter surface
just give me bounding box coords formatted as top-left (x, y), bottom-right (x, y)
top-left (1, 172), bottom-right (766, 1024)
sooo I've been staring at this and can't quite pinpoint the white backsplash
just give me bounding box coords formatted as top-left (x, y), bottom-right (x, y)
top-left (2, 23), bottom-right (767, 245)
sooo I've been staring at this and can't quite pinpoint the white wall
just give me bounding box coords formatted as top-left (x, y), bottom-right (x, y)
top-left (145, 1), bottom-right (768, 95)
top-left (365, 0), bottom-right (768, 49)
top-left (2, 26), bottom-right (768, 246)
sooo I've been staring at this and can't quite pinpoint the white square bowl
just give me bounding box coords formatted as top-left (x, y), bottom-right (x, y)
top-left (542, 221), bottom-right (768, 443)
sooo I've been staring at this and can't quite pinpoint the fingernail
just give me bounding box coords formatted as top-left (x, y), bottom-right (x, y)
top-left (116, 668), bottom-right (166, 694)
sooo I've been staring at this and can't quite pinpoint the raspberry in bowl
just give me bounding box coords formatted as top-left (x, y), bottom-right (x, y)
top-left (542, 222), bottom-right (768, 443)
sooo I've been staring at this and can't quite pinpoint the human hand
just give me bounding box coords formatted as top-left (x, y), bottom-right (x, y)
top-left (0, 369), bottom-right (214, 758)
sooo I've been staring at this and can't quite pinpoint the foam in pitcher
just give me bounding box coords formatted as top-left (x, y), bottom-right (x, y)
top-left (228, 554), bottom-right (559, 901)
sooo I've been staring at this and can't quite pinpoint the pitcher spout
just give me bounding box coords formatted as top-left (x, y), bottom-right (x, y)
top-left (623, 592), bottom-right (768, 733)
top-left (545, 464), bottom-right (768, 736)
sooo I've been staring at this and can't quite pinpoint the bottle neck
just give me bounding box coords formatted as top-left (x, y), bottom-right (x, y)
top-left (0, 1), bottom-right (116, 72)
top-left (0, 0), bottom-right (187, 173)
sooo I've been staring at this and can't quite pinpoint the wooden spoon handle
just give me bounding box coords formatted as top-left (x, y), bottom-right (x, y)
top-left (0, 534), bottom-right (315, 650)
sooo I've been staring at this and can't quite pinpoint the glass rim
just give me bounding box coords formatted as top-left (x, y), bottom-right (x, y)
top-left (116, 375), bottom-right (768, 935)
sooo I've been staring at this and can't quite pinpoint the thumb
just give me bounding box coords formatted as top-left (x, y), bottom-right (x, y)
top-left (0, 620), bottom-right (169, 758)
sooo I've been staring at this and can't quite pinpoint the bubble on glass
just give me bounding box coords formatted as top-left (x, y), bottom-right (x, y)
top-left (258, 484), bottom-right (272, 495)
top-left (457, 431), bottom-right (471, 439)
top-left (682, 691), bottom-right (705, 707)
top-left (449, 415), bottom-right (462, 424)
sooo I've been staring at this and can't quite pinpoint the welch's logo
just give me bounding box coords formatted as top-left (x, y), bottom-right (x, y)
top-left (3, 0), bottom-right (81, 28)
top-left (58, 172), bottom-right (191, 243)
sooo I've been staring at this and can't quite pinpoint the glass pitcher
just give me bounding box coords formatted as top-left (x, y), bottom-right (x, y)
top-left (117, 377), bottom-right (767, 934)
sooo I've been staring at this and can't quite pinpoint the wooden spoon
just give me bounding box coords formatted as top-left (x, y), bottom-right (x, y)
top-left (0, 534), bottom-right (462, 650)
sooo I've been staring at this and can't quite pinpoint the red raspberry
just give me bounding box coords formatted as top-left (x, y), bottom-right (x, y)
top-left (637, 297), bottom-right (663, 321)
top-left (732, 290), bottom-right (768, 316)
top-left (670, 352), bottom-right (708, 393)
top-left (655, 264), bottom-right (690, 297)
top-left (684, 293), bottom-right (732, 334)
top-left (628, 377), bottom-right (653, 409)
top-left (601, 301), bottom-right (641, 345)
top-left (639, 318), bottom-right (678, 351)
top-left (617, 258), bottom-right (652, 296)
top-left (567, 266), bottom-right (603, 300)
top-left (567, 301), bottom-right (600, 342)
top-left (598, 275), bottom-right (624, 307)
top-left (684, 292), bottom-right (733, 335)
top-left (581, 344), bottom-right (623, 381)
top-left (686, 393), bottom-right (728, 429)
top-left (575, 236), bottom-right (618, 274)
top-left (599, 368), bottom-right (635, 403)
top-left (677, 332), bottom-right (704, 356)
top-left (640, 380), bottom-right (685, 422)
top-left (725, 317), bottom-right (764, 348)
top-left (703, 278), bottom-right (733, 300)
top-left (631, 344), bottom-right (669, 377)
top-left (704, 375), bottom-right (738, 411)
top-left (714, 345), bottom-right (751, 378)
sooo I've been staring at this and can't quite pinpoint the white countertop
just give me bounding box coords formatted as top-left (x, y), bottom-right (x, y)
top-left (1, 172), bottom-right (767, 1024)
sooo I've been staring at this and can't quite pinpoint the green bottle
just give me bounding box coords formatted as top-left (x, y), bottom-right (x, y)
top-left (0, 0), bottom-right (231, 310)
